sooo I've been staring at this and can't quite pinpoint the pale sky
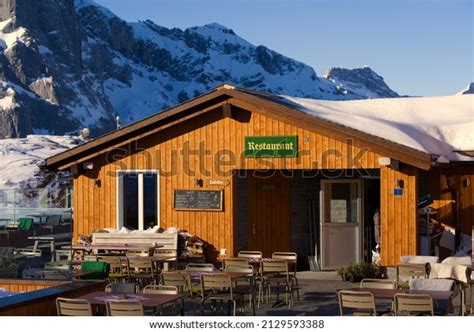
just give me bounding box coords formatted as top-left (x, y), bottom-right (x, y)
top-left (96, 0), bottom-right (473, 96)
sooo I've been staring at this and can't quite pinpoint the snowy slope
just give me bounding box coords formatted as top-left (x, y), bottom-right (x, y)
top-left (283, 94), bottom-right (474, 161)
top-left (0, 135), bottom-right (82, 189)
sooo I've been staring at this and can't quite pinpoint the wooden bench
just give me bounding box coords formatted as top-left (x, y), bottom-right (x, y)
top-left (91, 232), bottom-right (178, 271)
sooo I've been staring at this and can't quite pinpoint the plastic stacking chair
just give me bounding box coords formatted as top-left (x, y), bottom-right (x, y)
top-left (338, 290), bottom-right (377, 316)
top-left (394, 293), bottom-right (434, 316)
top-left (106, 301), bottom-right (144, 316)
top-left (56, 297), bottom-right (93, 316)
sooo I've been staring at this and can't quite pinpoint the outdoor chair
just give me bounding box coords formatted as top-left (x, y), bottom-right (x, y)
top-left (237, 251), bottom-right (263, 259)
top-left (106, 301), bottom-right (144, 316)
top-left (127, 257), bottom-right (155, 286)
top-left (396, 263), bottom-right (429, 288)
top-left (360, 278), bottom-right (397, 289)
top-left (143, 285), bottom-right (182, 315)
top-left (97, 256), bottom-right (129, 282)
top-left (0, 220), bottom-right (20, 239)
top-left (56, 297), bottom-right (93, 316)
top-left (393, 293), bottom-right (434, 316)
top-left (272, 252), bottom-right (299, 300)
top-left (45, 262), bottom-right (71, 270)
top-left (258, 260), bottom-right (294, 309)
top-left (161, 271), bottom-right (199, 312)
top-left (105, 282), bottom-right (137, 294)
top-left (42, 215), bottom-right (61, 232)
top-left (225, 264), bottom-right (256, 314)
top-left (185, 263), bottom-right (215, 272)
top-left (338, 290), bottom-right (377, 316)
top-left (53, 249), bottom-right (72, 262)
top-left (222, 258), bottom-right (249, 270)
top-left (200, 273), bottom-right (244, 316)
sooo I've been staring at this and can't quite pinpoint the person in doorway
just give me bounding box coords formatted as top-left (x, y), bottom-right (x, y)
top-left (373, 207), bottom-right (380, 251)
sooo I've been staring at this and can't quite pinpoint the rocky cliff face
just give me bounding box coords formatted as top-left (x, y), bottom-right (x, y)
top-left (0, 0), bottom-right (401, 138)
top-left (457, 83), bottom-right (474, 95)
top-left (324, 67), bottom-right (399, 99)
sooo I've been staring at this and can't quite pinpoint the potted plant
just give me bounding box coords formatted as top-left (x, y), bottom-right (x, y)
top-left (337, 262), bottom-right (377, 282)
top-left (0, 255), bottom-right (21, 278)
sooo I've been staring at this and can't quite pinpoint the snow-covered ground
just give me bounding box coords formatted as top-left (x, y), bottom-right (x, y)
top-left (283, 94), bottom-right (474, 161)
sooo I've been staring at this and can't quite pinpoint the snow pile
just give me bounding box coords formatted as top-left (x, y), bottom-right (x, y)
top-left (282, 94), bottom-right (474, 161)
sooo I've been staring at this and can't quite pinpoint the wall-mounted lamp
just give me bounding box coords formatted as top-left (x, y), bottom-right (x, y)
top-left (195, 178), bottom-right (203, 187)
top-left (396, 179), bottom-right (404, 189)
top-left (83, 162), bottom-right (94, 170)
top-left (378, 156), bottom-right (391, 166)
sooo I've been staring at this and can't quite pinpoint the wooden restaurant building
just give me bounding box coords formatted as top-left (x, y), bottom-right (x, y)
top-left (46, 85), bottom-right (474, 267)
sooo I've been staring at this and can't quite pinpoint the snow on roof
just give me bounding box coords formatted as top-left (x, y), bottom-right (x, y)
top-left (281, 94), bottom-right (474, 162)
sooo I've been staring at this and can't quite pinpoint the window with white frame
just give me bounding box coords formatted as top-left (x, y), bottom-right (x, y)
top-left (117, 170), bottom-right (159, 230)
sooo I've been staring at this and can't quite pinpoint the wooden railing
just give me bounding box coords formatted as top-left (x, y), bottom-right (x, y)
top-left (0, 280), bottom-right (107, 316)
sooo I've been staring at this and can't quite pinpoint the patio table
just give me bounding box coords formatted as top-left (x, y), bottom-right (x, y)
top-left (27, 232), bottom-right (73, 253)
top-left (76, 291), bottom-right (184, 315)
top-left (346, 287), bottom-right (456, 315)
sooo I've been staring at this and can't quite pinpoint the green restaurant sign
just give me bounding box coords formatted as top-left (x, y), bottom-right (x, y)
top-left (244, 136), bottom-right (298, 158)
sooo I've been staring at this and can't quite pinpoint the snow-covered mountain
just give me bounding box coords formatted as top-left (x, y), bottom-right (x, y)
top-left (324, 67), bottom-right (399, 99)
top-left (0, 0), bottom-right (402, 139)
top-left (457, 83), bottom-right (474, 95)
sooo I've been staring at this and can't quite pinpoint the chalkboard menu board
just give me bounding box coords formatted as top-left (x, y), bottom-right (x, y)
top-left (174, 189), bottom-right (223, 211)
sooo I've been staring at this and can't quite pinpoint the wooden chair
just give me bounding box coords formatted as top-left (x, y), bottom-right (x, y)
top-left (56, 297), bottom-right (93, 316)
top-left (106, 301), bottom-right (144, 316)
top-left (259, 260), bottom-right (294, 308)
top-left (200, 273), bottom-right (243, 316)
top-left (396, 263), bottom-right (429, 288)
top-left (360, 278), bottom-right (397, 289)
top-left (97, 256), bottom-right (129, 282)
top-left (272, 252), bottom-right (299, 300)
top-left (394, 293), bottom-right (434, 316)
top-left (143, 285), bottom-right (181, 315)
top-left (338, 290), bottom-right (377, 316)
top-left (237, 251), bottom-right (263, 259)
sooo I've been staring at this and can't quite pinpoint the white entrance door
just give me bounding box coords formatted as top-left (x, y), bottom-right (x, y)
top-left (320, 179), bottom-right (362, 270)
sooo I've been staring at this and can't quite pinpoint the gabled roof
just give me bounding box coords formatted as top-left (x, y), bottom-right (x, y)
top-left (46, 84), bottom-right (436, 171)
